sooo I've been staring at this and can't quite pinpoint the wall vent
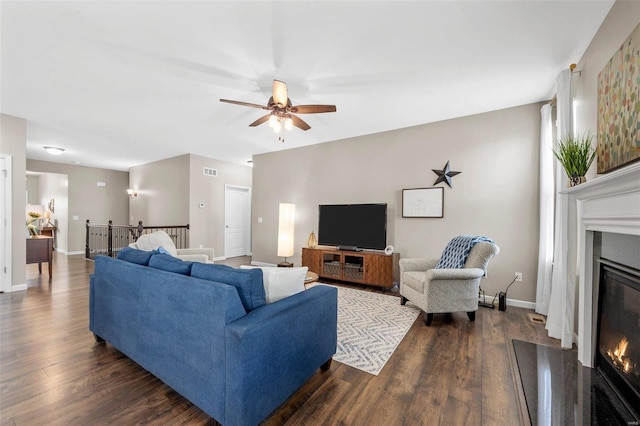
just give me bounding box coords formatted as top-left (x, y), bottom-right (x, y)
top-left (203, 167), bottom-right (217, 177)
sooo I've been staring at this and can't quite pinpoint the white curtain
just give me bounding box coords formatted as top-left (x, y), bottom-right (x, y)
top-left (546, 69), bottom-right (573, 347)
top-left (535, 104), bottom-right (554, 315)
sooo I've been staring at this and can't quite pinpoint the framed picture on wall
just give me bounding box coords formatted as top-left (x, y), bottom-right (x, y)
top-left (402, 187), bottom-right (444, 218)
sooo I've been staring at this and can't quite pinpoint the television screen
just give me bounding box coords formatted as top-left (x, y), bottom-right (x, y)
top-left (318, 204), bottom-right (387, 250)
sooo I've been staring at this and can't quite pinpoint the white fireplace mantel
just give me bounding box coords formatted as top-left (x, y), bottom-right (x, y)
top-left (561, 162), bottom-right (640, 367)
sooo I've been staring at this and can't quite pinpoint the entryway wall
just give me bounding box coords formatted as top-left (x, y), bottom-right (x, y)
top-left (1, 155), bottom-right (13, 292)
top-left (1, 113), bottom-right (27, 292)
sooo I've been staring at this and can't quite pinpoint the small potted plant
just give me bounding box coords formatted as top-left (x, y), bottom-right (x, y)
top-left (553, 133), bottom-right (596, 186)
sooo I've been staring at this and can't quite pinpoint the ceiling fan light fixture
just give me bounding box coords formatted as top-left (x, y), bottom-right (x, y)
top-left (272, 120), bottom-right (282, 133)
top-left (268, 114), bottom-right (278, 129)
top-left (284, 116), bottom-right (293, 131)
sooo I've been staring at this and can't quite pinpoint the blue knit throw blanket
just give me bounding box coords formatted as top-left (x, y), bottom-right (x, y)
top-left (435, 235), bottom-right (494, 269)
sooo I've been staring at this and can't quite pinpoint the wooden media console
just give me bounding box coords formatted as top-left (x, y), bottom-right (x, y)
top-left (301, 247), bottom-right (399, 288)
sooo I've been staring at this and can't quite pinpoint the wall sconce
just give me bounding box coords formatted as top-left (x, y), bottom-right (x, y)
top-left (127, 189), bottom-right (138, 199)
top-left (277, 203), bottom-right (295, 267)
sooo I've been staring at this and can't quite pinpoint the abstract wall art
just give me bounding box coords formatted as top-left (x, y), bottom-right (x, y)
top-left (597, 23), bottom-right (640, 173)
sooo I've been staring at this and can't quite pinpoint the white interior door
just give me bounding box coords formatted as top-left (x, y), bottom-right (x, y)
top-left (1, 156), bottom-right (12, 292)
top-left (224, 185), bottom-right (251, 258)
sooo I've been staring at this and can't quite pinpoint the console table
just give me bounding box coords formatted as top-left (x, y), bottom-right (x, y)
top-left (40, 225), bottom-right (57, 251)
top-left (302, 247), bottom-right (399, 288)
top-left (26, 236), bottom-right (53, 279)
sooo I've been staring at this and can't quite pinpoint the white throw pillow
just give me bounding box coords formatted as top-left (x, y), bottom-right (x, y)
top-left (240, 265), bottom-right (308, 303)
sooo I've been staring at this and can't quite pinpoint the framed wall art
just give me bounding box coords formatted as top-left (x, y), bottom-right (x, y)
top-left (597, 22), bottom-right (640, 173)
top-left (402, 187), bottom-right (443, 218)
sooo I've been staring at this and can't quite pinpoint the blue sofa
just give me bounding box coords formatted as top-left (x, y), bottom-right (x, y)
top-left (89, 252), bottom-right (337, 426)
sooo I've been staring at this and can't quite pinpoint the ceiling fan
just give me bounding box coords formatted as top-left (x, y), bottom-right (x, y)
top-left (220, 80), bottom-right (336, 140)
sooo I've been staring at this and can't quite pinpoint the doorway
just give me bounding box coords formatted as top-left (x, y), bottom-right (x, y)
top-left (224, 185), bottom-right (251, 258)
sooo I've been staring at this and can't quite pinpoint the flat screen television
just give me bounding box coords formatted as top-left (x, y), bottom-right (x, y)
top-left (317, 203), bottom-right (387, 251)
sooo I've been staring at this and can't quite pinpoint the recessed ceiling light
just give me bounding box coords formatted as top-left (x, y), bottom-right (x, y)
top-left (44, 146), bottom-right (65, 155)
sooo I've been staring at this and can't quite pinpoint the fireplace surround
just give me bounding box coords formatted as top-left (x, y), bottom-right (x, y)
top-left (558, 162), bottom-right (640, 367)
top-left (554, 162), bottom-right (640, 416)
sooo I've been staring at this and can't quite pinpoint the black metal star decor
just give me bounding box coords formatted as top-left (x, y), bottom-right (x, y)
top-left (432, 161), bottom-right (461, 188)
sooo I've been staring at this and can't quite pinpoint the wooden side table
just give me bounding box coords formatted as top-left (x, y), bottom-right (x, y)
top-left (304, 271), bottom-right (319, 284)
top-left (26, 236), bottom-right (53, 279)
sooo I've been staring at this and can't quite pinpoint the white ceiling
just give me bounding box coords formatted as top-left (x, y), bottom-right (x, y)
top-left (1, 1), bottom-right (614, 172)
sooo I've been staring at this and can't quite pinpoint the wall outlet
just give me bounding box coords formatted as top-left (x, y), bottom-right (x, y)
top-left (515, 272), bottom-right (523, 282)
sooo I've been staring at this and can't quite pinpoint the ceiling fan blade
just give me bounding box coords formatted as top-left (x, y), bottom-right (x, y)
top-left (220, 99), bottom-right (269, 110)
top-left (249, 114), bottom-right (271, 127)
top-left (272, 80), bottom-right (288, 107)
top-left (290, 104), bottom-right (337, 114)
top-left (290, 114), bottom-right (311, 131)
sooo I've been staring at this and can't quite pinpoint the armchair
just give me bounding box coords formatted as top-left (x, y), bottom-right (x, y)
top-left (399, 241), bottom-right (499, 326)
top-left (129, 230), bottom-right (214, 263)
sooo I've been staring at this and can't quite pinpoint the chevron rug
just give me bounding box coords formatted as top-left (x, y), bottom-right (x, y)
top-left (314, 283), bottom-right (420, 376)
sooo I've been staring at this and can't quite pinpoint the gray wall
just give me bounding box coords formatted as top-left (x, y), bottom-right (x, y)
top-left (129, 154), bottom-right (190, 226)
top-left (26, 175), bottom-right (39, 204)
top-left (1, 114), bottom-right (27, 290)
top-left (252, 102), bottom-right (543, 303)
top-left (129, 154), bottom-right (252, 257)
top-left (26, 160), bottom-right (129, 253)
top-left (573, 1), bottom-right (640, 180)
top-left (188, 154), bottom-right (252, 255)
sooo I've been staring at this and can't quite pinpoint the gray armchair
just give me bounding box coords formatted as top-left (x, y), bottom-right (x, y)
top-left (399, 242), bottom-right (499, 326)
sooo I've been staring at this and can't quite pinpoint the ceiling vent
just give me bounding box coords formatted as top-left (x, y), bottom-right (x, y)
top-left (203, 167), bottom-right (217, 177)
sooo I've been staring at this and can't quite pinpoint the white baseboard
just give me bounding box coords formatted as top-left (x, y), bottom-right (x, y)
top-left (7, 283), bottom-right (27, 292)
top-left (478, 296), bottom-right (535, 310)
top-left (65, 251), bottom-right (85, 256)
top-left (507, 298), bottom-right (536, 309)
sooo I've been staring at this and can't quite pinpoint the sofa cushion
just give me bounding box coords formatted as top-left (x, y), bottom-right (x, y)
top-left (116, 246), bottom-right (157, 266)
top-left (403, 271), bottom-right (426, 293)
top-left (149, 253), bottom-right (194, 275)
top-left (241, 266), bottom-right (307, 304)
top-left (191, 263), bottom-right (265, 311)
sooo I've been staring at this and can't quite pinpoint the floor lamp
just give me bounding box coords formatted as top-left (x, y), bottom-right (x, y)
top-left (277, 203), bottom-right (295, 267)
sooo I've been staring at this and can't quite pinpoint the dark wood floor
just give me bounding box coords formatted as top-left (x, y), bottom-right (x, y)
top-left (0, 253), bottom-right (561, 425)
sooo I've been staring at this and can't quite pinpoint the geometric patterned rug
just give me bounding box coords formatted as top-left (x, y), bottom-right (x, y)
top-left (313, 283), bottom-right (421, 375)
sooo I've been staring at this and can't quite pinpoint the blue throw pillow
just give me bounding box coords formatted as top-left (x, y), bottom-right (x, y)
top-left (116, 246), bottom-right (157, 266)
top-left (157, 246), bottom-right (171, 255)
top-left (191, 263), bottom-right (265, 311)
top-left (148, 253), bottom-right (194, 275)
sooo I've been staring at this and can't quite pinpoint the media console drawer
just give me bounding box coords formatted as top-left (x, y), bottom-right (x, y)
top-left (301, 247), bottom-right (399, 288)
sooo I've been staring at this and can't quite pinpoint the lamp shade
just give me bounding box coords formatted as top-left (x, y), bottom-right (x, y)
top-left (277, 203), bottom-right (295, 257)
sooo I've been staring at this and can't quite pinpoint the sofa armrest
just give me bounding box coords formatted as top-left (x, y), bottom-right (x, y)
top-left (400, 258), bottom-right (439, 273)
top-left (224, 285), bottom-right (337, 426)
top-left (426, 267), bottom-right (485, 281)
top-left (176, 254), bottom-right (209, 263)
top-left (176, 248), bottom-right (214, 262)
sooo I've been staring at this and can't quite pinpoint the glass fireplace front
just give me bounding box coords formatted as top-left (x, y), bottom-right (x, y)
top-left (596, 259), bottom-right (640, 418)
